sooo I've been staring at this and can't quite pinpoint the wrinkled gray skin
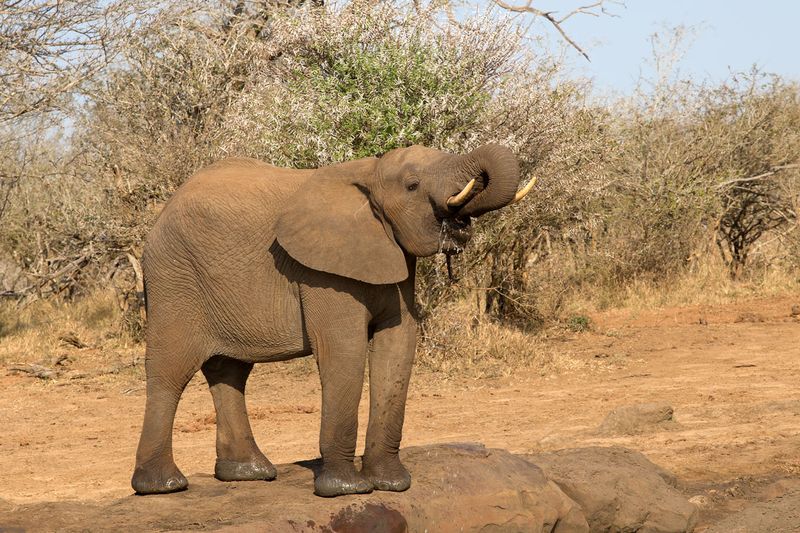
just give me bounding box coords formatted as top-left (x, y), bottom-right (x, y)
top-left (131, 144), bottom-right (521, 497)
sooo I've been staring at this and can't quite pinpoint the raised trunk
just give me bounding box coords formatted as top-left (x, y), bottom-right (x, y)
top-left (455, 144), bottom-right (521, 218)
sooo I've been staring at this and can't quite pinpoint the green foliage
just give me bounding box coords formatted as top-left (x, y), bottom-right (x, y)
top-left (219, 5), bottom-right (516, 167)
top-left (292, 38), bottom-right (489, 161)
top-left (566, 315), bottom-right (591, 332)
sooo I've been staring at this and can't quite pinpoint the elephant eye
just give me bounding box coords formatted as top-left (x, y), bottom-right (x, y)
top-left (406, 182), bottom-right (419, 192)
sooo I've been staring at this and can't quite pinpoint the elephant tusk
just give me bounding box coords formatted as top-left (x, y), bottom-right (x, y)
top-left (446, 178), bottom-right (476, 208)
top-left (511, 177), bottom-right (537, 204)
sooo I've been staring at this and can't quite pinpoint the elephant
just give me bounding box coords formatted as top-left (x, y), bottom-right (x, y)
top-left (130, 143), bottom-right (534, 497)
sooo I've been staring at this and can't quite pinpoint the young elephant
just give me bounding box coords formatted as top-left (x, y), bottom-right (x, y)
top-left (131, 144), bottom-right (532, 497)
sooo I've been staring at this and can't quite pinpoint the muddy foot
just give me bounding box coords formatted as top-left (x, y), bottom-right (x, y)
top-left (314, 464), bottom-right (374, 497)
top-left (131, 462), bottom-right (188, 495)
top-left (362, 456), bottom-right (411, 492)
top-left (215, 457), bottom-right (277, 482)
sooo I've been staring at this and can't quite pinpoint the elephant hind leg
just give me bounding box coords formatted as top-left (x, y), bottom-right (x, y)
top-left (201, 355), bottom-right (277, 482)
top-left (131, 342), bottom-right (202, 495)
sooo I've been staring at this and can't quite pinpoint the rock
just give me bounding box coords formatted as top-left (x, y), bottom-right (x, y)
top-left (705, 489), bottom-right (800, 532)
top-left (525, 447), bottom-right (698, 533)
top-left (387, 444), bottom-right (588, 532)
top-left (734, 312), bottom-right (764, 323)
top-left (688, 495), bottom-right (710, 508)
top-left (758, 478), bottom-right (800, 501)
top-left (598, 402), bottom-right (676, 435)
top-left (0, 443), bottom-right (588, 532)
top-left (790, 304), bottom-right (800, 317)
top-left (0, 257), bottom-right (28, 293)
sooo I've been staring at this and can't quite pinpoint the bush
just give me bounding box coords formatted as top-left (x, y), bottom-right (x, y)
top-left (1, 1), bottom-right (798, 365)
top-left (608, 71), bottom-right (800, 282)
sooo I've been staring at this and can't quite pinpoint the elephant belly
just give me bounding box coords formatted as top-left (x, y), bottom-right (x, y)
top-left (206, 291), bottom-right (311, 363)
top-left (199, 260), bottom-right (311, 364)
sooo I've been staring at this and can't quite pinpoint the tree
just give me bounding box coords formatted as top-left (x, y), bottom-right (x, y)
top-left (0, 0), bottom-right (148, 121)
top-left (716, 164), bottom-right (799, 278)
top-left (0, 0), bottom-right (150, 223)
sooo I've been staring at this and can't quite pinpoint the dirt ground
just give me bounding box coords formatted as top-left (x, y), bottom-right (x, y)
top-left (1, 295), bottom-right (799, 530)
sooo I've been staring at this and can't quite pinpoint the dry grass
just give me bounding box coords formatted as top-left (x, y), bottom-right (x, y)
top-left (417, 298), bottom-right (598, 377)
top-left (416, 247), bottom-right (800, 376)
top-left (561, 254), bottom-right (800, 315)
top-left (2, 270), bottom-right (797, 380)
top-left (0, 290), bottom-right (141, 373)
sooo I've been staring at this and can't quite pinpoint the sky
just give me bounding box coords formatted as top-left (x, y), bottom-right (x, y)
top-left (525, 0), bottom-right (800, 95)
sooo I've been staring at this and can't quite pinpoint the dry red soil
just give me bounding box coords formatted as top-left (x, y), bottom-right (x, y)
top-left (1, 295), bottom-right (799, 530)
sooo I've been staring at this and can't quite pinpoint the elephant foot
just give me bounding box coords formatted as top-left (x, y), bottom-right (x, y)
top-left (362, 455), bottom-right (411, 492)
top-left (314, 463), bottom-right (374, 498)
top-left (132, 461), bottom-right (188, 495)
top-left (215, 457), bottom-right (277, 482)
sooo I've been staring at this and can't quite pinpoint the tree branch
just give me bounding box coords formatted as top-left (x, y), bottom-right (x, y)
top-left (490, 0), bottom-right (621, 61)
top-left (715, 163), bottom-right (800, 189)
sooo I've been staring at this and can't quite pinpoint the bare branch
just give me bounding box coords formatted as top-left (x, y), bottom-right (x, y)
top-left (490, 0), bottom-right (622, 61)
top-left (0, 0), bottom-right (152, 121)
top-left (715, 163), bottom-right (800, 189)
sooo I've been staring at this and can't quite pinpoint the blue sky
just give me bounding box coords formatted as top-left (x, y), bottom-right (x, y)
top-left (525, 0), bottom-right (800, 94)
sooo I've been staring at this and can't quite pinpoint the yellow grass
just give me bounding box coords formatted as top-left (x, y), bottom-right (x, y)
top-left (2, 260), bottom-right (798, 379)
top-left (566, 255), bottom-right (800, 315)
top-left (0, 290), bottom-right (140, 370)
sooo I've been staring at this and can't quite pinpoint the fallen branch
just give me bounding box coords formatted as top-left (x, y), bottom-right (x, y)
top-left (7, 363), bottom-right (60, 380)
top-left (7, 358), bottom-right (137, 381)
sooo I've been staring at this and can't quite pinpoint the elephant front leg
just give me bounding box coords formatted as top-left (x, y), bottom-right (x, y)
top-left (362, 317), bottom-right (416, 492)
top-left (303, 284), bottom-right (373, 497)
top-left (315, 348), bottom-right (374, 497)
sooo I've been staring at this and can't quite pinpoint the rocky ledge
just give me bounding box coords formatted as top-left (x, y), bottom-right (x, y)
top-left (0, 443), bottom-right (700, 532)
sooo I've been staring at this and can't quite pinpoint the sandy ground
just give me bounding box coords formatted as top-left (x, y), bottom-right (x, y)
top-left (1, 295), bottom-right (799, 529)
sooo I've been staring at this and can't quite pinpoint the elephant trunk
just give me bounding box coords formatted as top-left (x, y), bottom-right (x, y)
top-left (449, 144), bottom-right (521, 218)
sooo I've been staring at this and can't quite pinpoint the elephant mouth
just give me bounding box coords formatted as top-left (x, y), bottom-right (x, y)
top-left (437, 216), bottom-right (472, 254)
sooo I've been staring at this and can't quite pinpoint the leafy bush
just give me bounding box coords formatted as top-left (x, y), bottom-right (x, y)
top-left (218, 4), bottom-right (517, 165)
top-left (566, 314), bottom-right (591, 332)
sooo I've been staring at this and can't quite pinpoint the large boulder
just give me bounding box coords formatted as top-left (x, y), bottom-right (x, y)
top-left (525, 447), bottom-right (698, 533)
top-left (0, 444), bottom-right (588, 532)
top-left (385, 443), bottom-right (588, 532)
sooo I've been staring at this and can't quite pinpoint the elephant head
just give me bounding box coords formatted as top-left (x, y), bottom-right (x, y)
top-left (275, 144), bottom-right (533, 285)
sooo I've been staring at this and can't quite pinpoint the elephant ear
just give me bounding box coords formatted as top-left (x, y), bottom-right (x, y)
top-left (275, 173), bottom-right (408, 285)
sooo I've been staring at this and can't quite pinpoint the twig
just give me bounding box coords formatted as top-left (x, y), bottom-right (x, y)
top-left (490, 0), bottom-right (621, 61)
top-left (715, 163), bottom-right (800, 189)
